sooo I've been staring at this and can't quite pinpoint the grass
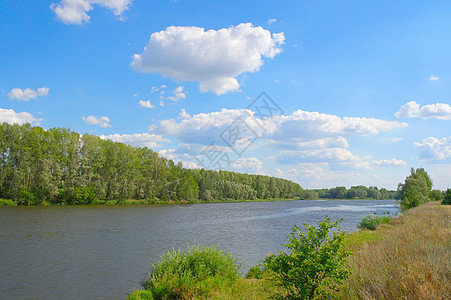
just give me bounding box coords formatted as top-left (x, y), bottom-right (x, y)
top-left (357, 213), bottom-right (393, 230)
top-left (0, 198), bottom-right (17, 206)
top-left (340, 202), bottom-right (451, 299)
top-left (135, 245), bottom-right (240, 299)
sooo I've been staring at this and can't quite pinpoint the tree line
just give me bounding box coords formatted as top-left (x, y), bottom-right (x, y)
top-left (301, 185), bottom-right (398, 200)
top-left (0, 123), bottom-right (303, 205)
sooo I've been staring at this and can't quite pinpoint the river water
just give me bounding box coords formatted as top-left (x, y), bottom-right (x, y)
top-left (0, 199), bottom-right (398, 299)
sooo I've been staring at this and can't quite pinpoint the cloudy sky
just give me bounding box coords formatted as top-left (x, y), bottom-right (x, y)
top-left (1, 1), bottom-right (451, 190)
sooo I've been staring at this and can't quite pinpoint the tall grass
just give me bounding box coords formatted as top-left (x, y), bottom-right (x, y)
top-left (341, 202), bottom-right (451, 299)
top-left (137, 245), bottom-right (239, 299)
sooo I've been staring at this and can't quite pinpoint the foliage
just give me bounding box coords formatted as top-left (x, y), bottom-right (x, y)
top-left (302, 186), bottom-right (397, 200)
top-left (244, 265), bottom-right (265, 279)
top-left (397, 167), bottom-right (433, 211)
top-left (264, 217), bottom-right (352, 299)
top-left (0, 198), bottom-right (17, 206)
top-left (442, 188), bottom-right (451, 205)
top-left (140, 245), bottom-right (239, 299)
top-left (357, 214), bottom-right (392, 230)
top-left (0, 123), bottom-right (303, 205)
top-left (126, 290), bottom-right (154, 300)
top-left (429, 189), bottom-right (444, 202)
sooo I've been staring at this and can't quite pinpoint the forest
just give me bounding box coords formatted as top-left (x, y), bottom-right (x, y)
top-left (0, 123), bottom-right (303, 205)
top-left (302, 185), bottom-right (398, 200)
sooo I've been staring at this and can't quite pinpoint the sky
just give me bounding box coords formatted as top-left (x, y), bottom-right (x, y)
top-left (1, 0), bottom-right (451, 190)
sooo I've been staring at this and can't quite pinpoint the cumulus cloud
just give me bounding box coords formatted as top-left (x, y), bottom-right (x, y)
top-left (167, 86), bottom-right (186, 102)
top-left (429, 74), bottom-right (439, 81)
top-left (0, 108), bottom-right (41, 125)
top-left (275, 148), bottom-right (372, 171)
top-left (82, 115), bottom-right (111, 128)
top-left (138, 100), bottom-right (155, 108)
top-left (131, 23), bottom-right (285, 95)
top-left (155, 108), bottom-right (407, 146)
top-left (99, 133), bottom-right (169, 148)
top-left (50, 0), bottom-right (132, 25)
top-left (153, 108), bottom-right (408, 172)
top-left (267, 18), bottom-right (277, 24)
top-left (372, 158), bottom-right (407, 167)
top-left (231, 157), bottom-right (264, 174)
top-left (395, 101), bottom-right (451, 120)
top-left (414, 136), bottom-right (451, 162)
top-left (8, 87), bottom-right (49, 101)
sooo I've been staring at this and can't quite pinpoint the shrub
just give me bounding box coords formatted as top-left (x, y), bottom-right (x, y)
top-left (245, 265), bottom-right (265, 279)
top-left (442, 188), bottom-right (451, 205)
top-left (0, 199), bottom-right (17, 206)
top-left (358, 214), bottom-right (393, 231)
top-left (126, 290), bottom-right (153, 300)
top-left (265, 217), bottom-right (352, 299)
top-left (141, 245), bottom-right (239, 299)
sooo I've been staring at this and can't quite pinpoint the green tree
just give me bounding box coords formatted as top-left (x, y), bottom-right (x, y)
top-left (397, 168), bottom-right (433, 211)
top-left (442, 188), bottom-right (451, 205)
top-left (265, 217), bottom-right (352, 299)
top-left (429, 189), bottom-right (444, 202)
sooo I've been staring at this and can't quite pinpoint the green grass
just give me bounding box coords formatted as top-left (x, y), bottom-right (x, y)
top-left (138, 245), bottom-right (239, 299)
top-left (357, 213), bottom-right (393, 230)
top-left (0, 198), bottom-right (17, 206)
top-left (340, 202), bottom-right (451, 299)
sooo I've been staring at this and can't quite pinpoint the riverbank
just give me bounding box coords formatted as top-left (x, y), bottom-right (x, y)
top-left (0, 197), bottom-right (301, 206)
top-left (128, 201), bottom-right (450, 299)
top-left (0, 197), bottom-right (398, 207)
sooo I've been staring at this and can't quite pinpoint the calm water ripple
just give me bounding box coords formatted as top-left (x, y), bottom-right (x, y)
top-left (0, 199), bottom-right (398, 299)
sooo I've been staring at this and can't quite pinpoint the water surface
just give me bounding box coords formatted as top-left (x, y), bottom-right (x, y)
top-left (0, 199), bottom-right (398, 299)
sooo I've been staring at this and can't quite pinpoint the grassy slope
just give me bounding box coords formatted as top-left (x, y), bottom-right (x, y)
top-left (340, 201), bottom-right (450, 299)
top-left (128, 202), bottom-right (450, 299)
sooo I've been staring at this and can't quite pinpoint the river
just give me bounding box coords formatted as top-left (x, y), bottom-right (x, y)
top-left (0, 199), bottom-right (398, 299)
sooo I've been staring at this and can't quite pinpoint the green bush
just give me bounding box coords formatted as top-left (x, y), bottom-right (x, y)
top-left (126, 290), bottom-right (153, 300)
top-left (358, 214), bottom-right (393, 231)
top-left (442, 188), bottom-right (451, 205)
top-left (245, 265), bottom-right (265, 279)
top-left (265, 217), bottom-right (352, 299)
top-left (0, 199), bottom-right (17, 206)
top-left (141, 245), bottom-right (239, 299)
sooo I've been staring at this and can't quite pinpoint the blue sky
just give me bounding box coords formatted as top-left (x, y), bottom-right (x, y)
top-left (1, 0), bottom-right (451, 190)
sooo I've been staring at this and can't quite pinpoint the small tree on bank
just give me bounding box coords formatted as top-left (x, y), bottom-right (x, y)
top-left (265, 217), bottom-right (352, 299)
top-left (397, 168), bottom-right (433, 212)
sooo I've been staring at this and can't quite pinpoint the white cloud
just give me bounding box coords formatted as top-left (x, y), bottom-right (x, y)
top-left (8, 87), bottom-right (49, 101)
top-left (167, 86), bottom-right (186, 102)
top-left (82, 115), bottom-right (111, 128)
top-left (156, 108), bottom-right (407, 146)
top-left (275, 148), bottom-right (372, 171)
top-left (154, 108), bottom-right (407, 173)
top-left (159, 101), bottom-right (165, 107)
top-left (231, 157), bottom-right (264, 174)
top-left (429, 74), bottom-right (439, 81)
top-left (50, 0), bottom-right (132, 25)
top-left (372, 158), bottom-right (407, 167)
top-left (267, 18), bottom-right (277, 24)
top-left (395, 100), bottom-right (451, 120)
top-left (268, 110), bottom-right (407, 141)
top-left (179, 109), bottom-right (191, 119)
top-left (0, 108), bottom-right (42, 125)
top-left (138, 100), bottom-right (155, 108)
top-left (131, 23), bottom-right (285, 95)
top-left (99, 133), bottom-right (169, 148)
top-left (414, 136), bottom-right (451, 162)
